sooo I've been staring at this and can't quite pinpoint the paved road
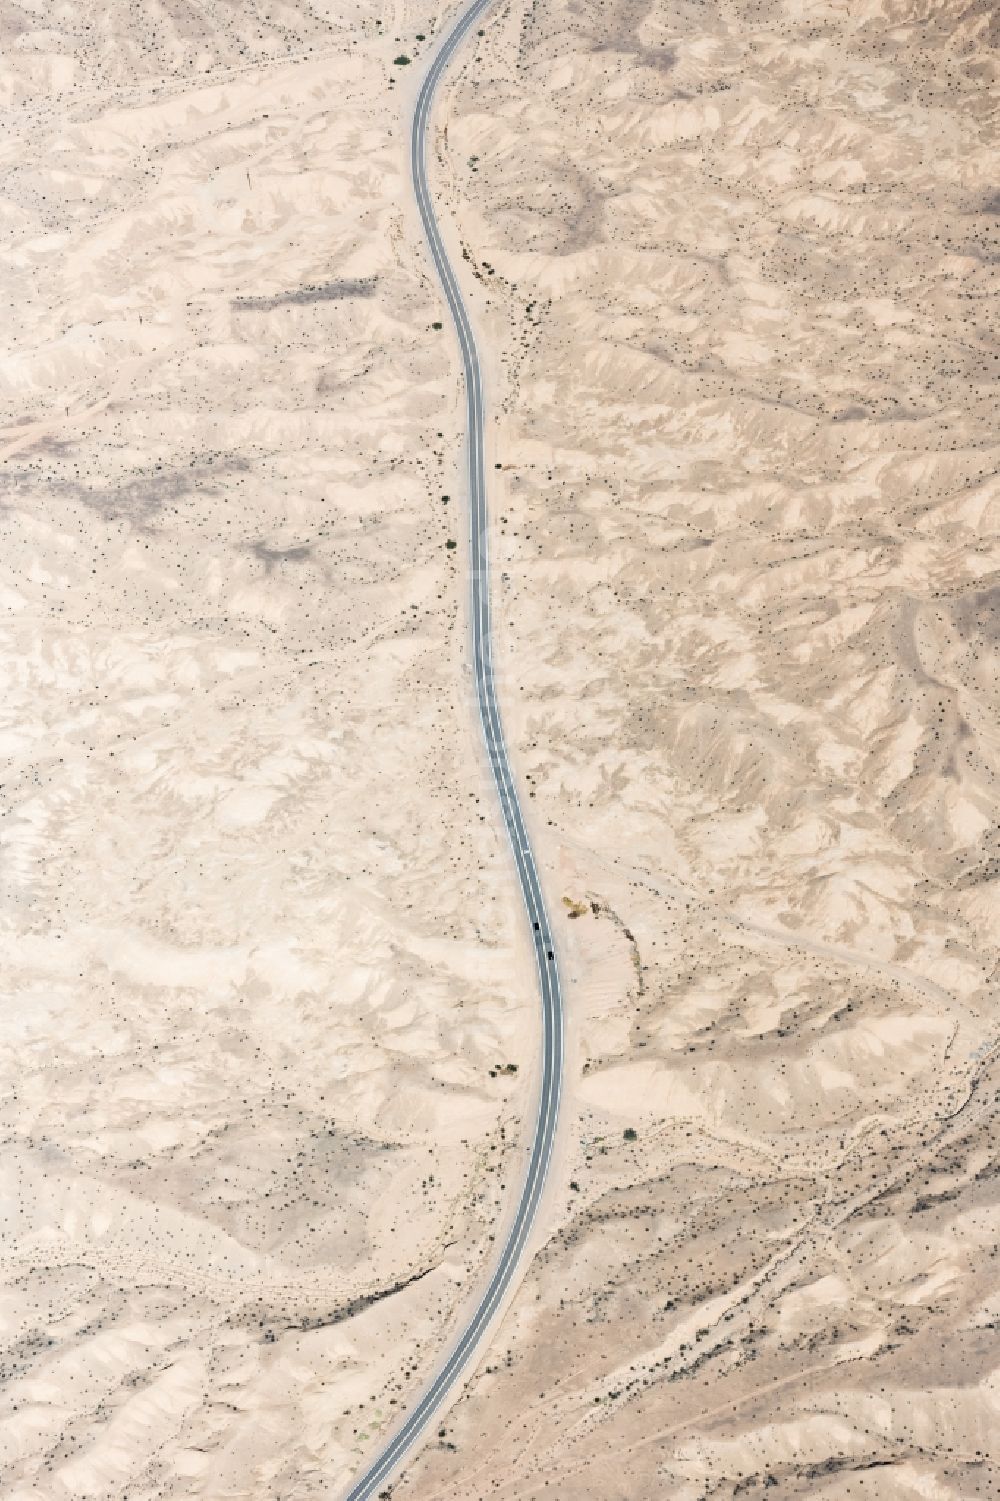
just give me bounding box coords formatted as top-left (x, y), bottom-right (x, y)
top-left (341, 3), bottom-right (564, 1498)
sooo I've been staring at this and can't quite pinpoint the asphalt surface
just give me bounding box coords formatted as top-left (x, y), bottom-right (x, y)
top-left (341, 3), bottom-right (564, 1498)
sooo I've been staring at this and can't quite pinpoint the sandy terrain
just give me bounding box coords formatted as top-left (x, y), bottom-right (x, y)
top-left (1, 2), bottom-right (541, 1496)
top-left (392, 0), bottom-right (1000, 1496)
top-left (2, 0), bottom-right (998, 1498)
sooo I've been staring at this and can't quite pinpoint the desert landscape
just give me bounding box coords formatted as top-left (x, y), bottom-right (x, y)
top-left (1, 0), bottom-right (998, 1497)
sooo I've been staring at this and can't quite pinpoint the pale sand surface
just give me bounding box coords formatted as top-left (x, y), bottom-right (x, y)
top-left (2, 0), bottom-right (999, 1497)
top-left (396, 0), bottom-right (1000, 1496)
top-left (2, 3), bottom-right (537, 1495)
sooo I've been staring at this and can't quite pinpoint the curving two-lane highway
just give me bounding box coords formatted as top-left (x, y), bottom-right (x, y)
top-left (342, 3), bottom-right (564, 1498)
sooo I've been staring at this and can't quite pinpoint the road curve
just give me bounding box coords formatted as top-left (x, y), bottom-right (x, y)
top-left (341, 4), bottom-right (564, 1499)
